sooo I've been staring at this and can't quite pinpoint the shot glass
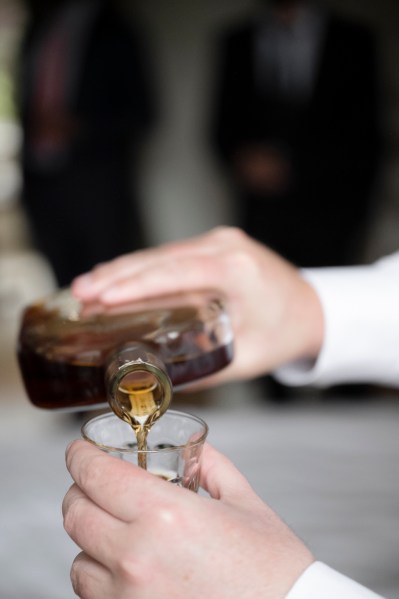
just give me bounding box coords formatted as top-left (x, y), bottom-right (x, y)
top-left (81, 409), bottom-right (208, 492)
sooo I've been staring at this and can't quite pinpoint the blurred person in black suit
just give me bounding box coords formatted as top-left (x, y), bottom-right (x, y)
top-left (210, 0), bottom-right (381, 270)
top-left (17, 0), bottom-right (156, 287)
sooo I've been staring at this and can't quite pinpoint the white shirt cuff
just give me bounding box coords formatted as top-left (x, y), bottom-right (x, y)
top-left (286, 562), bottom-right (384, 598)
top-left (274, 253), bottom-right (399, 388)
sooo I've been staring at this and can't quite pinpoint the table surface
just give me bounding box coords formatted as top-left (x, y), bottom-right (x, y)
top-left (1, 376), bottom-right (399, 599)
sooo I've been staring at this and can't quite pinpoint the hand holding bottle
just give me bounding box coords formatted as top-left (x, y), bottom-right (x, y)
top-left (72, 227), bottom-right (324, 385)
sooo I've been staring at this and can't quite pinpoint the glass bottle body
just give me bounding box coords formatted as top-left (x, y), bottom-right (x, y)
top-left (17, 289), bottom-right (234, 410)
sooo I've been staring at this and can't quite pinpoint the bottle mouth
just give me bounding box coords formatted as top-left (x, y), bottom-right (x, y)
top-left (107, 358), bottom-right (173, 429)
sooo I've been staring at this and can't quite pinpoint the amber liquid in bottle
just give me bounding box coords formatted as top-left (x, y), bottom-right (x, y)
top-left (17, 291), bottom-right (234, 411)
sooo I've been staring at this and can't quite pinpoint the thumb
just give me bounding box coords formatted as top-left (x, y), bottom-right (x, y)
top-left (200, 443), bottom-right (254, 502)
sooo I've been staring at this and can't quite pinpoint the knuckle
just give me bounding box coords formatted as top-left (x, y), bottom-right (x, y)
top-left (70, 555), bottom-right (89, 598)
top-left (61, 483), bottom-right (74, 518)
top-left (116, 553), bottom-right (150, 588)
top-left (213, 225), bottom-right (249, 245)
top-left (223, 247), bottom-right (257, 277)
top-left (116, 506), bottom-right (181, 585)
top-left (65, 439), bottom-right (82, 472)
top-left (153, 504), bottom-right (180, 530)
top-left (63, 492), bottom-right (84, 537)
top-left (76, 451), bottom-right (108, 494)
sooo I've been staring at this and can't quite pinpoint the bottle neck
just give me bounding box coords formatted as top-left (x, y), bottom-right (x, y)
top-left (105, 344), bottom-right (173, 430)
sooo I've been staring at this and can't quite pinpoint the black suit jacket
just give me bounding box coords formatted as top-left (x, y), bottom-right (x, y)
top-left (211, 13), bottom-right (380, 265)
top-left (17, 1), bottom-right (157, 285)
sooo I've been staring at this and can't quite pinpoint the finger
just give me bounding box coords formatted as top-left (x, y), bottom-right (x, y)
top-left (63, 483), bottom-right (127, 568)
top-left (70, 551), bottom-right (113, 599)
top-left (71, 233), bottom-right (210, 297)
top-left (199, 443), bottom-right (254, 501)
top-left (66, 440), bottom-right (176, 521)
top-left (98, 252), bottom-right (228, 304)
top-left (71, 227), bottom-right (234, 302)
top-left (71, 246), bottom-right (166, 300)
top-left (97, 227), bottom-right (258, 306)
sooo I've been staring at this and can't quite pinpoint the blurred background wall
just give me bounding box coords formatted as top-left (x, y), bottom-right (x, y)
top-left (0, 0), bottom-right (398, 318)
top-left (127, 0), bottom-right (399, 257)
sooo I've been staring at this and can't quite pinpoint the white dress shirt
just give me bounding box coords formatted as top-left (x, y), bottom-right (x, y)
top-left (276, 251), bottom-right (399, 388)
top-left (275, 252), bottom-right (399, 598)
top-left (286, 562), bottom-right (383, 598)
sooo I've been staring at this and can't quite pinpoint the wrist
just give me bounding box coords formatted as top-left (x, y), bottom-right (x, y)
top-left (277, 270), bottom-right (324, 368)
top-left (296, 276), bottom-right (324, 359)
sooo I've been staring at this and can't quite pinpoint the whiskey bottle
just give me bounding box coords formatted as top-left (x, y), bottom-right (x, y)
top-left (17, 288), bottom-right (234, 411)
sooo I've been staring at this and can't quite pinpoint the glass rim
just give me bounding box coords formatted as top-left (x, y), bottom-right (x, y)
top-left (81, 408), bottom-right (209, 454)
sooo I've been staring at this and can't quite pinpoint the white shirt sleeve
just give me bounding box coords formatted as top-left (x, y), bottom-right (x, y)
top-left (274, 252), bottom-right (399, 388)
top-left (286, 562), bottom-right (384, 598)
